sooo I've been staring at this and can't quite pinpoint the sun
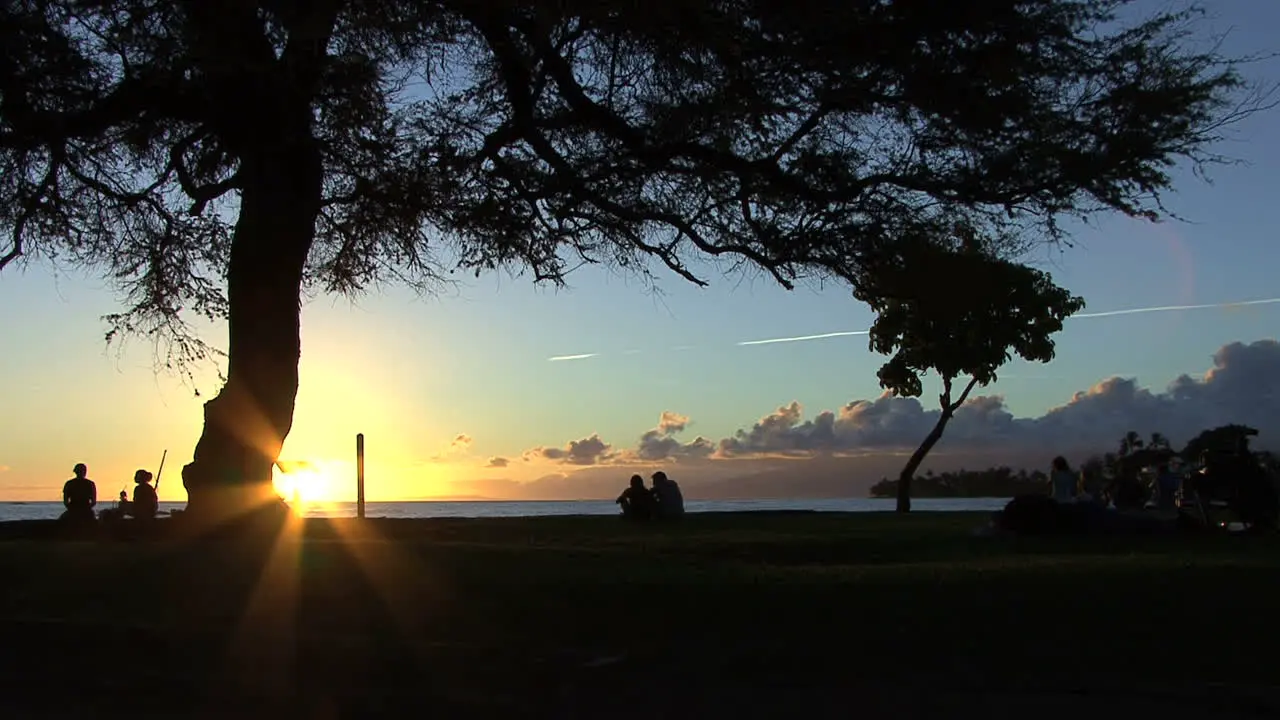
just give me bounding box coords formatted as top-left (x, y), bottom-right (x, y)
top-left (273, 460), bottom-right (341, 507)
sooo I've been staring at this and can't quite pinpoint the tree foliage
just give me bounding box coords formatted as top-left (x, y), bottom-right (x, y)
top-left (861, 238), bottom-right (1087, 400)
top-left (0, 0), bottom-right (1258, 369)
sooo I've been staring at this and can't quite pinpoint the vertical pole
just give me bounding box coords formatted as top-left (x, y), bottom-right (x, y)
top-left (356, 433), bottom-right (366, 520)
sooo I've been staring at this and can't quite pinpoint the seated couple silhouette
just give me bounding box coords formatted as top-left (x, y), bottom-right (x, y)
top-left (616, 471), bottom-right (684, 521)
top-left (61, 463), bottom-right (160, 526)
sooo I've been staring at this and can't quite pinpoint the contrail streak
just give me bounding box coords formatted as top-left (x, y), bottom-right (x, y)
top-left (546, 296), bottom-right (1280, 360)
top-left (736, 330), bottom-right (870, 347)
top-left (1070, 297), bottom-right (1280, 319)
top-left (733, 297), bottom-right (1280, 348)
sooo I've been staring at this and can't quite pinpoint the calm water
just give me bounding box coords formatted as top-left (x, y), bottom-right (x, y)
top-left (0, 497), bottom-right (1007, 522)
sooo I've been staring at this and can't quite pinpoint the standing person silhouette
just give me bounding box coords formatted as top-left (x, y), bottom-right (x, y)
top-left (61, 463), bottom-right (98, 524)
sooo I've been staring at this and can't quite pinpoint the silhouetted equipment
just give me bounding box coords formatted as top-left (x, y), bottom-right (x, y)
top-left (356, 433), bottom-right (366, 520)
top-left (154, 449), bottom-right (167, 491)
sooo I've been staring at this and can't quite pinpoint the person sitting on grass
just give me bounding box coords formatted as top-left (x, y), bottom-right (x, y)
top-left (1049, 456), bottom-right (1078, 504)
top-left (129, 469), bottom-right (159, 521)
top-left (98, 490), bottom-right (131, 523)
top-left (616, 475), bottom-right (655, 521)
top-left (1079, 468), bottom-right (1106, 507)
top-left (651, 471), bottom-right (684, 519)
top-left (60, 463), bottom-right (98, 524)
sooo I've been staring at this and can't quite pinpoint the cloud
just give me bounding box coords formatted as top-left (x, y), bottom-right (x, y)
top-left (486, 456), bottom-right (510, 468)
top-left (657, 411), bottom-right (688, 434)
top-left (430, 433), bottom-right (474, 461)
top-left (0, 465), bottom-right (9, 473)
top-left (524, 434), bottom-right (616, 466)
top-left (707, 339), bottom-right (1280, 457)
top-left (505, 340), bottom-right (1280, 500)
top-left (632, 412), bottom-right (716, 462)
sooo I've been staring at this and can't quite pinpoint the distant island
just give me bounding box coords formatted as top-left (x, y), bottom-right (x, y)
top-left (870, 424), bottom-right (1280, 499)
top-left (869, 467), bottom-right (1048, 499)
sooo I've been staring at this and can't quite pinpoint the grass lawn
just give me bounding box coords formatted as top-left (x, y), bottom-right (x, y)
top-left (3, 510), bottom-right (1279, 717)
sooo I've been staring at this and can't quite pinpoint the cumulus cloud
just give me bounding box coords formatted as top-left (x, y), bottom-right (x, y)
top-left (707, 340), bottom-right (1280, 457)
top-left (524, 434), bottom-right (615, 466)
top-left (486, 456), bottom-right (510, 468)
top-left (451, 434), bottom-right (473, 450)
top-left (521, 339), bottom-right (1280, 471)
top-left (633, 412), bottom-right (716, 462)
top-left (521, 412), bottom-right (717, 467)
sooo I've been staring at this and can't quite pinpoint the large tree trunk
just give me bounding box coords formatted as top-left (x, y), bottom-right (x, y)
top-left (181, 144), bottom-right (323, 522)
top-left (172, 0), bottom-right (338, 527)
top-left (896, 411), bottom-right (953, 514)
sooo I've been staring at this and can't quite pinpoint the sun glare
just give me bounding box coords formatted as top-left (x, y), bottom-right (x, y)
top-left (273, 460), bottom-right (343, 509)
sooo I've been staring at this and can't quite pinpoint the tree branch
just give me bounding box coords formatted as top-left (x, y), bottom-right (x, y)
top-left (1, 72), bottom-right (196, 151)
top-left (1, 158), bottom-right (59, 271)
top-left (948, 376), bottom-right (981, 413)
top-left (470, 13), bottom-right (807, 289)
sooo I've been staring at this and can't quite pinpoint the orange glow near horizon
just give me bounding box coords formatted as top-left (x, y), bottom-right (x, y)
top-left (271, 456), bottom-right (467, 503)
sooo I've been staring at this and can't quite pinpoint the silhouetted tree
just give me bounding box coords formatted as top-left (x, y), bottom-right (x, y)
top-left (1182, 424), bottom-right (1261, 463)
top-left (1120, 431), bottom-right (1145, 457)
top-left (859, 240), bottom-right (1085, 512)
top-left (869, 466), bottom-right (1048, 499)
top-left (0, 1), bottom-right (1262, 517)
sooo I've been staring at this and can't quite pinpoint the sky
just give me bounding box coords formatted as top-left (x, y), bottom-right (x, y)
top-left (2, 1), bottom-right (1280, 503)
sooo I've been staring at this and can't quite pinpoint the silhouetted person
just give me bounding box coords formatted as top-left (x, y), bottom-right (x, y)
top-left (60, 463), bottom-right (98, 524)
top-left (651, 471), bottom-right (684, 519)
top-left (1153, 462), bottom-right (1181, 511)
top-left (1109, 464), bottom-right (1147, 512)
top-left (1079, 468), bottom-right (1105, 507)
top-left (129, 469), bottom-right (159, 521)
top-left (616, 475), bottom-right (655, 521)
top-left (1049, 457), bottom-right (1078, 504)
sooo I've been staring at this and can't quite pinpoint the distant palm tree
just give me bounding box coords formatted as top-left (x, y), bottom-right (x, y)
top-left (1120, 431), bottom-right (1144, 456)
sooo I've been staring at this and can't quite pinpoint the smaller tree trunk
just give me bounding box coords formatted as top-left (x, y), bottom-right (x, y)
top-left (896, 411), bottom-right (953, 513)
top-left (895, 375), bottom-right (980, 513)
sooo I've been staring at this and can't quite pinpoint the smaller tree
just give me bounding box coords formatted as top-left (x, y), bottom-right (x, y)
top-left (1181, 424), bottom-right (1261, 464)
top-left (857, 235), bottom-right (1085, 512)
top-left (1120, 431), bottom-right (1146, 457)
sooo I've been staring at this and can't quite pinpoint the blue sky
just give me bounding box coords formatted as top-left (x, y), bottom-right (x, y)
top-left (1, 0), bottom-right (1279, 501)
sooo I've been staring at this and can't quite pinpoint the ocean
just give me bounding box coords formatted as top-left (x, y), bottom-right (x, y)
top-left (0, 497), bottom-right (1008, 522)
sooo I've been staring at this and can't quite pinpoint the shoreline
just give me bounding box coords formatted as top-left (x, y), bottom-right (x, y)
top-left (0, 507), bottom-right (993, 528)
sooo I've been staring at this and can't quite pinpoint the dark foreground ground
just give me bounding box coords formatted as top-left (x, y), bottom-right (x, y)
top-left (3, 511), bottom-right (1280, 718)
